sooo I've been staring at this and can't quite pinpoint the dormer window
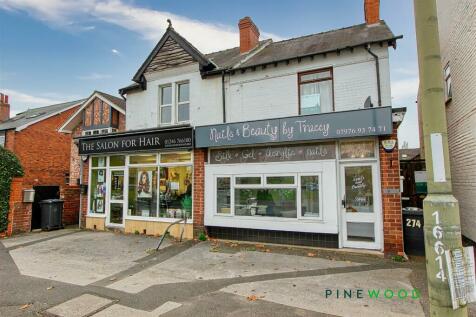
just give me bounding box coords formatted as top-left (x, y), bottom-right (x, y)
top-left (299, 68), bottom-right (334, 115)
top-left (159, 81), bottom-right (190, 125)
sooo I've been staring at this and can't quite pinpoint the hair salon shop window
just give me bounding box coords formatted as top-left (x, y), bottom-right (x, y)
top-left (88, 152), bottom-right (193, 220)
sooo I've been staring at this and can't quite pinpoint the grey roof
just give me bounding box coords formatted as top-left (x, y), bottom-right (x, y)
top-left (205, 40), bottom-right (271, 69)
top-left (0, 99), bottom-right (85, 131)
top-left (120, 20), bottom-right (400, 93)
top-left (96, 91), bottom-right (125, 110)
top-left (205, 21), bottom-right (398, 73)
top-left (238, 22), bottom-right (397, 69)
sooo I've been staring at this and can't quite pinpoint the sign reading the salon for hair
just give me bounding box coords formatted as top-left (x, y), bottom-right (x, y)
top-left (78, 127), bottom-right (193, 155)
top-left (196, 107), bottom-right (392, 148)
top-left (210, 142), bottom-right (336, 164)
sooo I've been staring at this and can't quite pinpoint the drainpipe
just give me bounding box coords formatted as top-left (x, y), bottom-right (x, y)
top-left (366, 44), bottom-right (382, 107)
top-left (221, 71), bottom-right (227, 123)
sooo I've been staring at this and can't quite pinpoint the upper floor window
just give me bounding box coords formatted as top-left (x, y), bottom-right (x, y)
top-left (159, 82), bottom-right (190, 125)
top-left (444, 63), bottom-right (452, 101)
top-left (299, 68), bottom-right (333, 115)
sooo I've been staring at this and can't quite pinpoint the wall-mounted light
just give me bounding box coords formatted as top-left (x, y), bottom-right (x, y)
top-left (23, 189), bottom-right (35, 203)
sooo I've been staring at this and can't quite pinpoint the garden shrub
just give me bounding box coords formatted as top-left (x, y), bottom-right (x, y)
top-left (0, 147), bottom-right (24, 232)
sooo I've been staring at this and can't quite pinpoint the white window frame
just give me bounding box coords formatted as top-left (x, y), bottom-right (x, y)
top-left (338, 139), bottom-right (378, 162)
top-left (215, 175), bottom-right (233, 217)
top-left (215, 172), bottom-right (323, 221)
top-left (159, 81), bottom-right (190, 126)
top-left (87, 155), bottom-right (108, 217)
top-left (297, 173), bottom-right (323, 220)
top-left (87, 152), bottom-right (194, 224)
top-left (176, 81), bottom-right (190, 124)
top-left (159, 84), bottom-right (173, 125)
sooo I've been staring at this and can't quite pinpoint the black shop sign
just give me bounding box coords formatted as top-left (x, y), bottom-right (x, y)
top-left (78, 127), bottom-right (193, 155)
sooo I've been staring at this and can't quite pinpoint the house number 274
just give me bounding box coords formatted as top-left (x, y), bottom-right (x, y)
top-left (432, 211), bottom-right (446, 282)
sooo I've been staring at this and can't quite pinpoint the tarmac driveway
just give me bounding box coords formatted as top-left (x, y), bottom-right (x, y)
top-left (0, 229), bottom-right (444, 316)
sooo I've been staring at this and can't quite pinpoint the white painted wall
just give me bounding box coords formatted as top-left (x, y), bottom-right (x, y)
top-left (126, 63), bottom-right (223, 131)
top-left (226, 44), bottom-right (391, 123)
top-left (126, 43), bottom-right (392, 130)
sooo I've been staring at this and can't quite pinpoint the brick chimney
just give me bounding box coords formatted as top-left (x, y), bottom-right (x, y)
top-left (238, 17), bottom-right (260, 54)
top-left (364, 0), bottom-right (380, 25)
top-left (0, 93), bottom-right (10, 122)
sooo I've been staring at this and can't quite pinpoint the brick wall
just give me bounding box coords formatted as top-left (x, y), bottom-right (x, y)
top-left (379, 126), bottom-right (404, 255)
top-left (436, 0), bottom-right (476, 242)
top-left (80, 158), bottom-right (89, 228)
top-left (62, 186), bottom-right (80, 225)
top-left (6, 177), bottom-right (33, 235)
top-left (193, 149), bottom-right (206, 238)
top-left (6, 106), bottom-right (80, 234)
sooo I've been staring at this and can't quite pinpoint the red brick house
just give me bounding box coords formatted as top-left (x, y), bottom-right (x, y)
top-left (58, 91), bottom-right (126, 229)
top-left (0, 93), bottom-right (84, 235)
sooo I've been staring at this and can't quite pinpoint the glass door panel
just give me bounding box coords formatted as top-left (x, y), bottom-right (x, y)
top-left (344, 166), bottom-right (374, 213)
top-left (341, 164), bottom-right (380, 249)
top-left (108, 170), bottom-right (125, 226)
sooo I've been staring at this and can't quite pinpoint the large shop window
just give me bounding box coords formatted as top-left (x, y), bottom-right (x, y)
top-left (90, 157), bottom-right (107, 214)
top-left (128, 167), bottom-right (158, 217)
top-left (217, 174), bottom-right (321, 219)
top-left (159, 166), bottom-right (193, 219)
top-left (299, 68), bottom-right (333, 115)
top-left (88, 152), bottom-right (193, 220)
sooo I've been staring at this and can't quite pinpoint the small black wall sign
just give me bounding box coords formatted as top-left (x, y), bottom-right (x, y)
top-left (78, 127), bottom-right (193, 155)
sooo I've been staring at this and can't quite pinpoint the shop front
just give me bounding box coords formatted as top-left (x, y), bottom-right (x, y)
top-left (78, 127), bottom-right (195, 239)
top-left (196, 107), bottom-right (394, 250)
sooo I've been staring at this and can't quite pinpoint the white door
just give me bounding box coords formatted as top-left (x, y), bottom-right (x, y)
top-left (340, 163), bottom-right (381, 249)
top-left (107, 169), bottom-right (125, 227)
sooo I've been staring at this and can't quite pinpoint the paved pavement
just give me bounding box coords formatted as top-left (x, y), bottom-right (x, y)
top-left (0, 228), bottom-right (470, 316)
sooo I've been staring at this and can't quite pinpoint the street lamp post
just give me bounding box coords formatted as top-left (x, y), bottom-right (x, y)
top-left (413, 0), bottom-right (467, 316)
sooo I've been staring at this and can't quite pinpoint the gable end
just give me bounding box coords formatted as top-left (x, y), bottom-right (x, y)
top-left (145, 37), bottom-right (196, 74)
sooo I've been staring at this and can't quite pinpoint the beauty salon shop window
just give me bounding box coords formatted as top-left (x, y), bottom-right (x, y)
top-left (216, 174), bottom-right (321, 219)
top-left (299, 68), bottom-right (333, 115)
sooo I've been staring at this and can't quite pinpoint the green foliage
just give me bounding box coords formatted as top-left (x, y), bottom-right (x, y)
top-left (198, 232), bottom-right (207, 241)
top-left (0, 147), bottom-right (24, 232)
top-left (391, 255), bottom-right (406, 263)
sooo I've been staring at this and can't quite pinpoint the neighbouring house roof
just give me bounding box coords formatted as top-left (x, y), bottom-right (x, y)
top-left (59, 90), bottom-right (126, 133)
top-left (120, 21), bottom-right (401, 94)
top-left (400, 148), bottom-right (421, 161)
top-left (0, 99), bottom-right (85, 132)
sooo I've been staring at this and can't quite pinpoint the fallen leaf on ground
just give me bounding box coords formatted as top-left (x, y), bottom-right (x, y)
top-left (19, 304), bottom-right (31, 310)
top-left (247, 295), bottom-right (258, 301)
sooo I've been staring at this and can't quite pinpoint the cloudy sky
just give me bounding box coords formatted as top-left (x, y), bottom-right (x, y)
top-left (0, 0), bottom-right (419, 147)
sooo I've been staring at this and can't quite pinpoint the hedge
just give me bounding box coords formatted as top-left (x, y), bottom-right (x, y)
top-left (0, 147), bottom-right (24, 233)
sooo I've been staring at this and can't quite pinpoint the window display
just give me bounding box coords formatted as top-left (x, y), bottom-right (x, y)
top-left (90, 168), bottom-right (106, 214)
top-left (128, 167), bottom-right (158, 217)
top-left (159, 166), bottom-right (193, 219)
top-left (88, 152), bottom-right (193, 221)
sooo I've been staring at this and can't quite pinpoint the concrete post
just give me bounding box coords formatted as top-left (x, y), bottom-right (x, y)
top-left (413, 0), bottom-right (467, 316)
